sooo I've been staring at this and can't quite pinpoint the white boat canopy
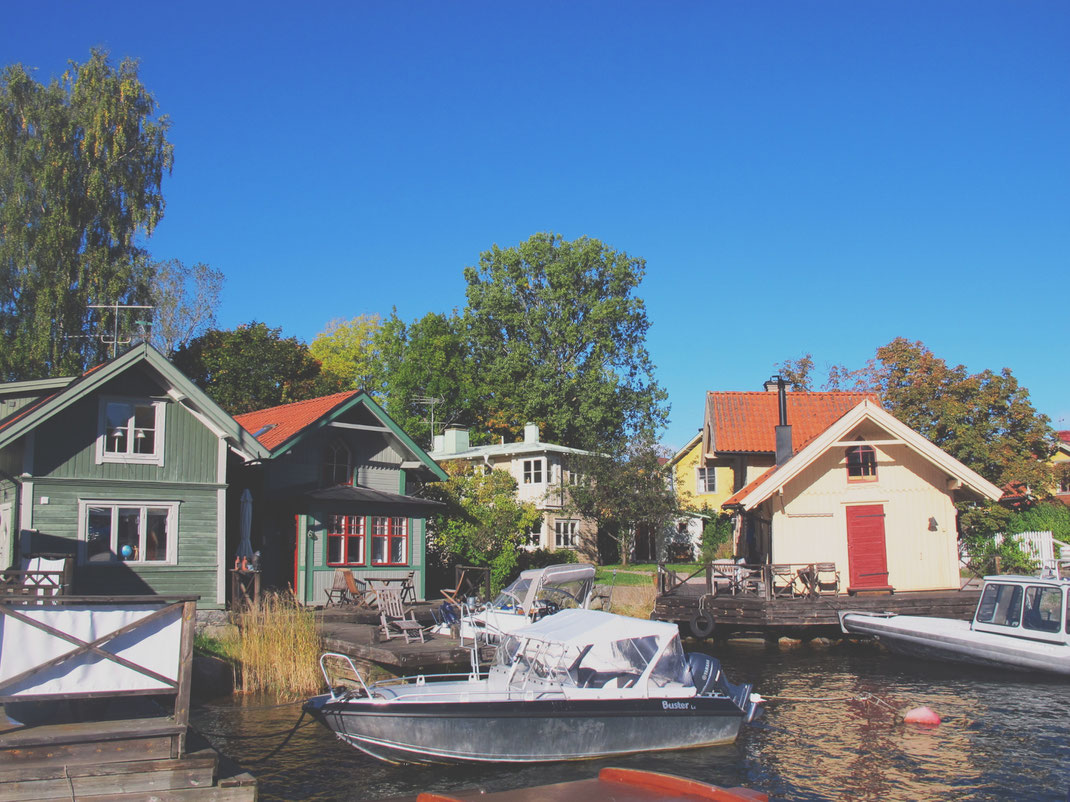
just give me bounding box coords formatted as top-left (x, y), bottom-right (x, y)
top-left (511, 608), bottom-right (680, 647)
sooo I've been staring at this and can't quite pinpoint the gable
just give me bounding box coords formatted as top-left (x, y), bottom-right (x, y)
top-left (726, 400), bottom-right (1003, 510)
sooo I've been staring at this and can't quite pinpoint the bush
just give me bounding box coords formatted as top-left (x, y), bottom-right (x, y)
top-left (700, 512), bottom-right (735, 562)
top-left (517, 548), bottom-right (579, 571)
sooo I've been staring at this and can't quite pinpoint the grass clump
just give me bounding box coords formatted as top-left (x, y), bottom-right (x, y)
top-left (230, 591), bottom-right (322, 698)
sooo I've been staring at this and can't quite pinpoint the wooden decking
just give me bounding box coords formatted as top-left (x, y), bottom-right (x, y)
top-left (317, 604), bottom-right (494, 673)
top-left (655, 580), bottom-right (981, 638)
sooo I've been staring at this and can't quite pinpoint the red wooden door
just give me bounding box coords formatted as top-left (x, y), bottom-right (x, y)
top-left (846, 504), bottom-right (891, 591)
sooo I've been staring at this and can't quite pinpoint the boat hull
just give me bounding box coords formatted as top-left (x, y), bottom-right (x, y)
top-left (305, 693), bottom-right (747, 764)
top-left (840, 613), bottom-right (1070, 676)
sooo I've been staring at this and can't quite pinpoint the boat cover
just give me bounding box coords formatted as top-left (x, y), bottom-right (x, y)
top-left (511, 608), bottom-right (680, 647)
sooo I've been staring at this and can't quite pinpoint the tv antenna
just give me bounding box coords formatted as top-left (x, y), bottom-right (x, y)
top-left (88, 302), bottom-right (154, 358)
top-left (412, 396), bottom-right (444, 449)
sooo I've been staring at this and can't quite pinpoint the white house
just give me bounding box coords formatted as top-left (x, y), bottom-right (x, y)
top-left (430, 423), bottom-right (598, 558)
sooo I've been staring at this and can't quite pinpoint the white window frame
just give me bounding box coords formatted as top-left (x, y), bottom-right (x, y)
top-left (95, 397), bottom-right (166, 466)
top-left (78, 499), bottom-right (179, 565)
top-left (523, 521), bottom-right (543, 549)
top-left (696, 466), bottom-right (715, 494)
top-left (554, 519), bottom-right (578, 549)
top-left (523, 458), bottom-right (544, 485)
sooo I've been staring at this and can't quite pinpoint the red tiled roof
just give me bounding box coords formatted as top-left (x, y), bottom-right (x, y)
top-left (723, 465), bottom-right (778, 507)
top-left (706, 391), bottom-right (880, 454)
top-left (234, 391), bottom-right (361, 451)
top-left (1059, 430), bottom-right (1070, 445)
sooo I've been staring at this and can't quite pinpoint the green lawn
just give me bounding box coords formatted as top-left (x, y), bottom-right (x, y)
top-left (594, 563), bottom-right (702, 585)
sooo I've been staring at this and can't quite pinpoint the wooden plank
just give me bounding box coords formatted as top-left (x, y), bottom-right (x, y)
top-left (174, 599), bottom-right (197, 756)
top-left (0, 754), bottom-right (215, 782)
top-left (0, 716), bottom-right (184, 749)
top-left (0, 757), bottom-right (217, 800)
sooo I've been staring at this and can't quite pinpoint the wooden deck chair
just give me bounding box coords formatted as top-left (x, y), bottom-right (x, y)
top-left (400, 570), bottom-right (417, 603)
top-left (440, 569), bottom-right (468, 606)
top-left (324, 569), bottom-right (349, 607)
top-left (344, 570), bottom-right (372, 607)
top-left (815, 562), bottom-right (840, 594)
top-left (770, 564), bottom-right (798, 598)
top-left (376, 587), bottom-right (425, 643)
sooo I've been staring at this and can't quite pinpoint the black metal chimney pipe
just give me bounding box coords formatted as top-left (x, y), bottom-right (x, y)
top-left (766, 375), bottom-right (792, 466)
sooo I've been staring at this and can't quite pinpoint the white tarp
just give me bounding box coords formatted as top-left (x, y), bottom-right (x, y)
top-left (0, 604), bottom-right (182, 696)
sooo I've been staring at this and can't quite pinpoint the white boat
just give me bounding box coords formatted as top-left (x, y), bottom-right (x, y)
top-left (436, 563), bottom-right (596, 642)
top-left (839, 572), bottom-right (1070, 676)
top-left (305, 608), bottom-right (760, 764)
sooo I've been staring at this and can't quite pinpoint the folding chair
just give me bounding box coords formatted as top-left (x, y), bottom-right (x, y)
top-left (771, 564), bottom-right (799, 598)
top-left (376, 587), bottom-right (426, 643)
top-left (324, 569), bottom-right (350, 607)
top-left (815, 562), bottom-right (840, 594)
top-left (440, 569), bottom-right (468, 606)
top-left (344, 570), bottom-right (372, 607)
top-left (400, 570), bottom-right (417, 604)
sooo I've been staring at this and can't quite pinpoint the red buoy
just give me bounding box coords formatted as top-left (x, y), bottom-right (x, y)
top-left (903, 706), bottom-right (941, 726)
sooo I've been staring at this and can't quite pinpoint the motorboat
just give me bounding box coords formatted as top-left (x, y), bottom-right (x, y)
top-left (305, 608), bottom-right (760, 764)
top-left (839, 572), bottom-right (1070, 676)
top-left (435, 563), bottom-right (596, 642)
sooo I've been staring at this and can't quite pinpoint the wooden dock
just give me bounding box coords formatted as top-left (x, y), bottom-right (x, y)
top-left (0, 594), bottom-right (256, 801)
top-left (654, 565), bottom-right (981, 638)
top-left (317, 605), bottom-right (493, 673)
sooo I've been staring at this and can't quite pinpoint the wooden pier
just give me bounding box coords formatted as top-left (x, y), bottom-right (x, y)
top-left (654, 563), bottom-right (981, 639)
top-left (0, 594), bottom-right (256, 801)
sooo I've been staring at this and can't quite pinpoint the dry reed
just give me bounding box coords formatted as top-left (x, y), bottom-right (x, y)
top-left (230, 591), bottom-right (322, 698)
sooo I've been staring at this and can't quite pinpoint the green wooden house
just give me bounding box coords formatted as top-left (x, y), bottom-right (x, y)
top-left (0, 344), bottom-right (270, 608)
top-left (234, 392), bottom-right (446, 606)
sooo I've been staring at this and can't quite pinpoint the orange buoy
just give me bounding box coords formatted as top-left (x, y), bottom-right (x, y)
top-left (903, 706), bottom-right (941, 726)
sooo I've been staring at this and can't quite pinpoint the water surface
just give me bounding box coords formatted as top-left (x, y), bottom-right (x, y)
top-left (191, 640), bottom-right (1070, 801)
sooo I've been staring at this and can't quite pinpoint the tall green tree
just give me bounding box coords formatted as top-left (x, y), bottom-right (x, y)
top-left (374, 310), bottom-right (477, 449)
top-left (567, 434), bottom-right (679, 565)
top-left (463, 233), bottom-right (667, 450)
top-left (309, 314), bottom-right (384, 393)
top-left (0, 50), bottom-right (173, 378)
top-left (172, 321), bottom-right (347, 415)
top-left (865, 338), bottom-right (1055, 492)
top-left (424, 461), bottom-right (542, 592)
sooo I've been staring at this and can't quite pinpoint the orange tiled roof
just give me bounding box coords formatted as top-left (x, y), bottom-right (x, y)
top-left (234, 391), bottom-right (360, 451)
top-left (706, 391), bottom-right (879, 454)
top-left (723, 465), bottom-right (778, 507)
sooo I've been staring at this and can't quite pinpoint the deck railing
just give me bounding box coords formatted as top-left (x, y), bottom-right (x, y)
top-left (657, 561), bottom-right (841, 600)
top-left (0, 594), bottom-right (197, 755)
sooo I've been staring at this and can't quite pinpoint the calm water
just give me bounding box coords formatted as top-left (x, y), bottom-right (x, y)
top-left (191, 641), bottom-right (1070, 801)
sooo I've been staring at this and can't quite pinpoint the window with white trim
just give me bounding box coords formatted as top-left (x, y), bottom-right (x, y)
top-left (524, 521), bottom-right (542, 548)
top-left (523, 459), bottom-right (544, 484)
top-left (696, 467), bottom-right (715, 494)
top-left (96, 398), bottom-right (165, 465)
top-left (555, 519), bottom-right (578, 549)
top-left (80, 501), bottom-right (177, 564)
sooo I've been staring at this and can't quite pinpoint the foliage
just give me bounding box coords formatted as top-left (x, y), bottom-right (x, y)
top-left (515, 547), bottom-right (579, 571)
top-left (463, 233), bottom-right (668, 450)
top-left (699, 511), bottom-right (735, 562)
top-left (0, 49), bottom-right (173, 379)
top-left (1004, 500), bottom-right (1070, 543)
top-left (425, 462), bottom-right (542, 592)
top-left (568, 434), bottom-right (679, 566)
top-left (146, 259), bottom-right (224, 355)
top-left (172, 321), bottom-right (347, 415)
top-left (776, 353), bottom-right (867, 392)
top-left (866, 338), bottom-right (1055, 491)
top-left (374, 310), bottom-right (477, 448)
top-left (309, 314), bottom-right (384, 393)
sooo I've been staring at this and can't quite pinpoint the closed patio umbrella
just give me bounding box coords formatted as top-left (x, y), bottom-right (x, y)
top-left (237, 488), bottom-right (254, 561)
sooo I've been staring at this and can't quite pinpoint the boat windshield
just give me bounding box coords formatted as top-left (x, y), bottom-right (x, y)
top-left (495, 630), bottom-right (687, 690)
top-left (976, 583), bottom-right (1023, 628)
top-left (490, 576), bottom-right (533, 611)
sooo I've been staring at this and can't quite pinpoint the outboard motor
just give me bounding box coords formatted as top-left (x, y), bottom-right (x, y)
top-left (686, 653), bottom-right (723, 696)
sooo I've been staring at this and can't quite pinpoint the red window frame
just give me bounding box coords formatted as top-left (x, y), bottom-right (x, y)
top-left (370, 516), bottom-right (408, 566)
top-left (846, 445), bottom-right (878, 482)
top-left (326, 515), bottom-right (365, 566)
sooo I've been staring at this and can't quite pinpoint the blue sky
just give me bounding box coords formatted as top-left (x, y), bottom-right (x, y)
top-left (5, 1), bottom-right (1068, 449)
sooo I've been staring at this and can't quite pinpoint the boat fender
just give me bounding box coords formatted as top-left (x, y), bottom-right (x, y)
top-left (903, 706), bottom-right (941, 726)
top-left (689, 610), bottom-right (715, 639)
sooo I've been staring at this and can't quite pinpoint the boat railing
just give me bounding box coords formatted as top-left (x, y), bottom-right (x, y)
top-left (320, 652), bottom-right (373, 699)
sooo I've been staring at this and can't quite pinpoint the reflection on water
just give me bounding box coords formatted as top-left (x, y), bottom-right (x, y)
top-left (191, 641), bottom-right (1070, 801)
